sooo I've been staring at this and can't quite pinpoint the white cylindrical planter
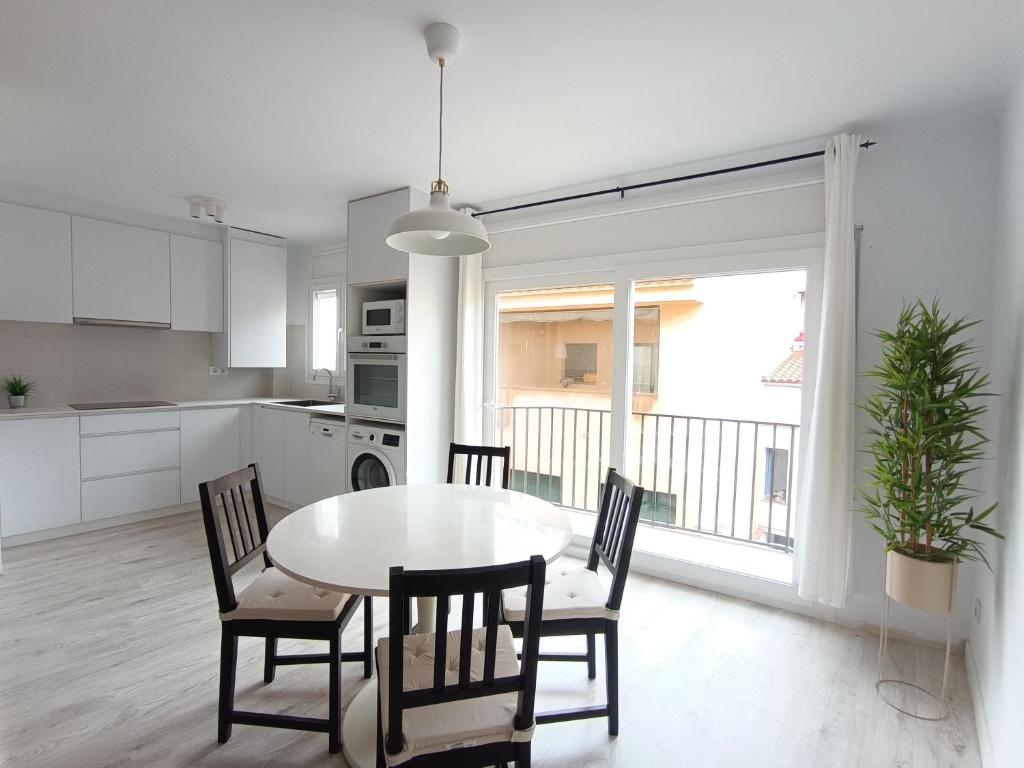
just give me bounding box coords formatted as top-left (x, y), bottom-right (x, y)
top-left (876, 550), bottom-right (956, 720)
top-left (7, 395), bottom-right (25, 408)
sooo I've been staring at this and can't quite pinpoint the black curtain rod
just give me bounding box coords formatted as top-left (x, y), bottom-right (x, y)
top-left (472, 140), bottom-right (876, 218)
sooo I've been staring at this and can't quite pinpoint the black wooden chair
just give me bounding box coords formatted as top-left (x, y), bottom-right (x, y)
top-left (501, 467), bottom-right (643, 735)
top-left (447, 442), bottom-right (512, 489)
top-left (199, 463), bottom-right (373, 753)
top-left (376, 556), bottom-right (547, 767)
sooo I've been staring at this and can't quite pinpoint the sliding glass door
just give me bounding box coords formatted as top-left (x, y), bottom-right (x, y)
top-left (487, 278), bottom-right (615, 512)
top-left (484, 246), bottom-right (820, 578)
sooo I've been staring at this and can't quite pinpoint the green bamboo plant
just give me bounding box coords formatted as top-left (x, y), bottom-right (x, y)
top-left (860, 300), bottom-right (1002, 567)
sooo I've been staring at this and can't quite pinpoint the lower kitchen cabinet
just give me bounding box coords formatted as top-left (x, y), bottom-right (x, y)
top-left (254, 406), bottom-right (313, 506)
top-left (282, 410), bottom-right (311, 506)
top-left (81, 469), bottom-right (181, 523)
top-left (180, 407), bottom-right (242, 504)
top-left (256, 406), bottom-right (285, 499)
top-left (0, 417), bottom-right (81, 536)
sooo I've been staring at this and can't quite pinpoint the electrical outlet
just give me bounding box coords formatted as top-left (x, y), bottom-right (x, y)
top-left (973, 598), bottom-right (982, 624)
top-left (209, 367), bottom-right (229, 376)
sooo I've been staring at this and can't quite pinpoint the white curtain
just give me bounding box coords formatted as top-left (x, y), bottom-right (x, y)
top-left (454, 251), bottom-right (484, 444)
top-left (795, 133), bottom-right (861, 607)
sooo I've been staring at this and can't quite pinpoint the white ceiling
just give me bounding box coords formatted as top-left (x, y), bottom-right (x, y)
top-left (1, 1), bottom-right (1021, 245)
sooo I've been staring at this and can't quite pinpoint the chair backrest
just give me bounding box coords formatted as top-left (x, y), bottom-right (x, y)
top-left (446, 442), bottom-right (512, 489)
top-left (198, 463), bottom-right (272, 614)
top-left (589, 468), bottom-right (644, 613)
top-left (384, 556), bottom-right (546, 758)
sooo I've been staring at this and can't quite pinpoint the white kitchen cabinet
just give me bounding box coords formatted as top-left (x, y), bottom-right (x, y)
top-left (180, 408), bottom-right (241, 504)
top-left (282, 410), bottom-right (311, 506)
top-left (0, 202), bottom-right (73, 323)
top-left (80, 409), bottom-right (179, 435)
top-left (81, 430), bottom-right (180, 479)
top-left (0, 417), bottom-right (81, 536)
top-left (347, 188), bottom-right (426, 285)
top-left (213, 231), bottom-right (286, 368)
top-left (81, 469), bottom-right (180, 523)
top-left (171, 235), bottom-right (223, 332)
top-left (72, 216), bottom-right (171, 325)
top-left (255, 406), bottom-right (285, 499)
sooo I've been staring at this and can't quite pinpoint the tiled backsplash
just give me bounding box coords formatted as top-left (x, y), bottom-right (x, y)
top-left (0, 320), bottom-right (274, 408)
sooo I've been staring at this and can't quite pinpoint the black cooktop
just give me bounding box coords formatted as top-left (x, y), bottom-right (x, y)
top-left (68, 401), bottom-right (178, 410)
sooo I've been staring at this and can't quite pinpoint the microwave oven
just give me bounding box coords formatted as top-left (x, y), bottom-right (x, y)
top-left (362, 299), bottom-right (405, 336)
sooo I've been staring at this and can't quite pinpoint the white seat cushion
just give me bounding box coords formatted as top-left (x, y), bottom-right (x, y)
top-left (502, 563), bottom-right (615, 622)
top-left (376, 624), bottom-right (532, 766)
top-left (221, 567), bottom-right (352, 622)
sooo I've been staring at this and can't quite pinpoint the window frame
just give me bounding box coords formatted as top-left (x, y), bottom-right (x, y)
top-left (306, 276), bottom-right (345, 382)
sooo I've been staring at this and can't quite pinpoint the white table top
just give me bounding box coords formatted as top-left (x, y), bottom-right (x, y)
top-left (266, 484), bottom-right (573, 595)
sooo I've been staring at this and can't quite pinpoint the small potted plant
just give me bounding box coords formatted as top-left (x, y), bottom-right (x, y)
top-left (861, 300), bottom-right (1002, 615)
top-left (3, 375), bottom-right (36, 409)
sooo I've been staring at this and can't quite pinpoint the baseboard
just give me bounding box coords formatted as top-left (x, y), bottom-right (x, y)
top-left (1, 503), bottom-right (201, 548)
top-left (964, 640), bottom-right (996, 768)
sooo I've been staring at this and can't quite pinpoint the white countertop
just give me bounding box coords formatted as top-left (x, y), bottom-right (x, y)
top-left (0, 397), bottom-right (346, 421)
top-left (266, 484), bottom-right (573, 595)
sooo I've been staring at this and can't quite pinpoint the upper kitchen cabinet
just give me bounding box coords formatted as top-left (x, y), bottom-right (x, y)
top-left (170, 234), bottom-right (223, 332)
top-left (72, 216), bottom-right (171, 326)
top-left (213, 230), bottom-right (286, 368)
top-left (0, 201), bottom-right (73, 323)
top-left (347, 187), bottom-right (428, 285)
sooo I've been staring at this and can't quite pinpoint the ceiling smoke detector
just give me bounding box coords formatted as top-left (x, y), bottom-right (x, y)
top-left (186, 196), bottom-right (226, 223)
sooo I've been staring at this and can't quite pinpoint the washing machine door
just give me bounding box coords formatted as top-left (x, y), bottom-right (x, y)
top-left (350, 449), bottom-right (397, 491)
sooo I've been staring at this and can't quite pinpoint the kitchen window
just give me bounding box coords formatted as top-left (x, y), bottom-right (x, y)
top-left (308, 278), bottom-right (344, 377)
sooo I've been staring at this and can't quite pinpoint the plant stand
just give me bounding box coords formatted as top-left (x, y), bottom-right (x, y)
top-left (875, 553), bottom-right (954, 721)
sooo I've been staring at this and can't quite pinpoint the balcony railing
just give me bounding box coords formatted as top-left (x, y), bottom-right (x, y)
top-left (491, 405), bottom-right (799, 552)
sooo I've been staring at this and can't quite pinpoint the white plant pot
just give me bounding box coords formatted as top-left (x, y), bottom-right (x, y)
top-left (7, 395), bottom-right (25, 409)
top-left (885, 550), bottom-right (957, 614)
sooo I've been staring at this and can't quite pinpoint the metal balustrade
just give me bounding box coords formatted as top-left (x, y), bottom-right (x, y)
top-left (491, 405), bottom-right (799, 552)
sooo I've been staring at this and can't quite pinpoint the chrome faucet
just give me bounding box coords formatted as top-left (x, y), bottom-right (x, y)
top-left (312, 368), bottom-right (340, 402)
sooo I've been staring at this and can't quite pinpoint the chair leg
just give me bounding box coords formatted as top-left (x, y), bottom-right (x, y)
top-left (263, 636), bottom-right (278, 684)
top-left (329, 630), bottom-right (341, 754)
top-left (517, 741), bottom-right (531, 767)
top-left (605, 623), bottom-right (619, 736)
top-left (364, 596), bottom-right (373, 679)
top-left (586, 633), bottom-right (597, 679)
top-left (376, 681), bottom-right (385, 768)
top-left (218, 629), bottom-right (238, 743)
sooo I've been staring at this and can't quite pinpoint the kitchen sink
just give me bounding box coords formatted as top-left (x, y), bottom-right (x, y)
top-left (272, 399), bottom-right (336, 407)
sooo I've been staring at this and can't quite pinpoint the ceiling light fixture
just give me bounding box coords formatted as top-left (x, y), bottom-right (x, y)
top-left (186, 196), bottom-right (226, 224)
top-left (385, 22), bottom-right (490, 256)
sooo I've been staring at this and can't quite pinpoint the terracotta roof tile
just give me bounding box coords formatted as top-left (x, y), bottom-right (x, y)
top-left (762, 349), bottom-right (803, 386)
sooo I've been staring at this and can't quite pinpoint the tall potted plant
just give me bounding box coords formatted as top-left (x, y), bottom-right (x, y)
top-left (861, 300), bottom-right (1002, 615)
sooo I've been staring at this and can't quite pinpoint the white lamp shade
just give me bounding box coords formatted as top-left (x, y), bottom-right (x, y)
top-left (386, 190), bottom-right (490, 256)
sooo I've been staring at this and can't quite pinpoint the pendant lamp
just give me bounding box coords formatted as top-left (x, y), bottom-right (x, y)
top-left (386, 22), bottom-right (490, 256)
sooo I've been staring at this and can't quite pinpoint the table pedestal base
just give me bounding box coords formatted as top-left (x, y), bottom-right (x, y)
top-left (342, 683), bottom-right (378, 768)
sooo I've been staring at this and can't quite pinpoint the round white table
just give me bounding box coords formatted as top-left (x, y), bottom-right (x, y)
top-left (265, 483), bottom-right (572, 768)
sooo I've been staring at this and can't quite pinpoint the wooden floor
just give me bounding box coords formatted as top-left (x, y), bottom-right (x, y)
top-left (0, 509), bottom-right (981, 768)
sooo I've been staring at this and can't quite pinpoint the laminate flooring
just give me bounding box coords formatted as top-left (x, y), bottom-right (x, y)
top-left (0, 509), bottom-right (981, 768)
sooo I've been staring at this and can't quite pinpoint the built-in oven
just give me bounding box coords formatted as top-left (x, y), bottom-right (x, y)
top-left (347, 351), bottom-right (406, 422)
top-left (362, 299), bottom-right (406, 335)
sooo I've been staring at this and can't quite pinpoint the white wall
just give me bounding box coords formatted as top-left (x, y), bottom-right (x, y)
top-left (845, 111), bottom-right (1002, 641)
top-left (286, 242), bottom-right (308, 325)
top-left (481, 115), bottom-right (1005, 643)
top-left (969, 73), bottom-right (1024, 768)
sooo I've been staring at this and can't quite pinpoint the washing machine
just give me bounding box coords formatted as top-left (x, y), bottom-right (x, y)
top-left (347, 423), bottom-right (407, 492)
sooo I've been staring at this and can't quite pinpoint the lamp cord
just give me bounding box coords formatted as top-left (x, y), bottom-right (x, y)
top-left (437, 60), bottom-right (445, 183)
